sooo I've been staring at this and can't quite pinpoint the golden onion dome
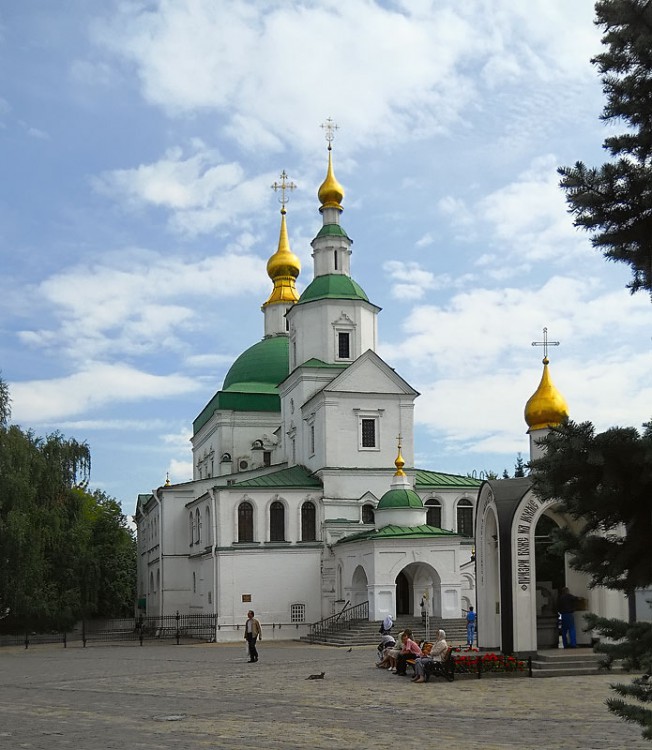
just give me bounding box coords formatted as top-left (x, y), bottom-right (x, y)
top-left (524, 357), bottom-right (569, 431)
top-left (263, 207), bottom-right (301, 307)
top-left (318, 146), bottom-right (344, 213)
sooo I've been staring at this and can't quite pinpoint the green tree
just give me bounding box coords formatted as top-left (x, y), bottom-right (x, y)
top-left (530, 419), bottom-right (652, 604)
top-left (514, 453), bottom-right (526, 477)
top-left (558, 0), bottom-right (652, 297)
top-left (0, 377), bottom-right (136, 631)
top-left (530, 417), bottom-right (652, 740)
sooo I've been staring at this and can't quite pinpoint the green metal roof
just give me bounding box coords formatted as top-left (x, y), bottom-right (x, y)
top-left (337, 524), bottom-right (458, 544)
top-left (301, 358), bottom-right (349, 370)
top-left (222, 336), bottom-right (289, 391)
top-left (297, 274), bottom-right (369, 305)
top-left (414, 469), bottom-right (483, 490)
top-left (377, 488), bottom-right (424, 510)
top-left (193, 336), bottom-right (289, 434)
top-left (234, 464), bottom-right (323, 489)
top-left (315, 223), bottom-right (351, 240)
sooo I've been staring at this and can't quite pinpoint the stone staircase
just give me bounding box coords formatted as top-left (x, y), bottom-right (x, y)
top-left (529, 648), bottom-right (617, 677)
top-left (301, 616), bottom-right (469, 647)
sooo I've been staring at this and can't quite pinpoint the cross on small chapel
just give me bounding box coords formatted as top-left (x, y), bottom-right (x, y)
top-left (321, 117), bottom-right (339, 148)
top-left (531, 327), bottom-right (560, 361)
top-left (271, 170), bottom-right (296, 208)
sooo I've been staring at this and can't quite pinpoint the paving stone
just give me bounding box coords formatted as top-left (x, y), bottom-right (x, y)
top-left (0, 641), bottom-right (647, 749)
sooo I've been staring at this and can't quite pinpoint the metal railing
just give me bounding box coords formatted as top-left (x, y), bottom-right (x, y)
top-left (0, 612), bottom-right (217, 649)
top-left (307, 600), bottom-right (369, 642)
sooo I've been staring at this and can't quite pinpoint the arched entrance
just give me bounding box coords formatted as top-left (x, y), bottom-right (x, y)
top-left (396, 571), bottom-right (410, 615)
top-left (535, 513), bottom-right (565, 648)
top-left (395, 563), bottom-right (444, 617)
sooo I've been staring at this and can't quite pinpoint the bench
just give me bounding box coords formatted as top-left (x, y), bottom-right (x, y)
top-left (406, 645), bottom-right (455, 682)
top-left (424, 646), bottom-right (455, 682)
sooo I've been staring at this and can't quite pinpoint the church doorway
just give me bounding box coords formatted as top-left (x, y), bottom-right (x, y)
top-left (396, 571), bottom-right (410, 615)
top-left (535, 513), bottom-right (565, 648)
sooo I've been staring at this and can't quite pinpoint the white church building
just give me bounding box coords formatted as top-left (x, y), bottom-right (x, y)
top-left (135, 135), bottom-right (629, 651)
top-left (134, 139), bottom-right (481, 641)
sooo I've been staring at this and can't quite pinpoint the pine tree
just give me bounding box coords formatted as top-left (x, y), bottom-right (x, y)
top-left (514, 453), bottom-right (526, 477)
top-left (530, 417), bottom-right (652, 741)
top-left (530, 418), bottom-right (652, 600)
top-left (558, 0), bottom-right (652, 297)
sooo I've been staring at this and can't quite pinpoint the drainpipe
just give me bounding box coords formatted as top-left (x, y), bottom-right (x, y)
top-left (209, 487), bottom-right (218, 641)
top-left (154, 488), bottom-right (164, 619)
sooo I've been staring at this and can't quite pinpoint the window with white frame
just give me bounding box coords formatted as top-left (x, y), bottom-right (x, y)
top-left (290, 603), bottom-right (306, 623)
top-left (333, 313), bottom-right (355, 362)
top-left (355, 409), bottom-right (382, 451)
top-left (195, 508), bottom-right (202, 544)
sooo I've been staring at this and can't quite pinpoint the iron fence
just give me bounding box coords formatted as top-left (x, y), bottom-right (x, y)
top-left (0, 612), bottom-right (217, 649)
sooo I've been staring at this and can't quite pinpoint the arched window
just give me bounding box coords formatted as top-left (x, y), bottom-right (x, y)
top-left (457, 499), bottom-right (474, 537)
top-left (195, 508), bottom-right (202, 544)
top-left (362, 504), bottom-right (375, 524)
top-left (238, 501), bottom-right (254, 543)
top-left (149, 571), bottom-right (154, 593)
top-left (301, 501), bottom-right (316, 541)
top-left (426, 499), bottom-right (442, 528)
top-left (270, 501), bottom-right (285, 542)
top-left (189, 512), bottom-right (194, 546)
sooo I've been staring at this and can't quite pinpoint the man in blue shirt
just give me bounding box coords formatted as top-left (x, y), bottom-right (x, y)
top-left (466, 606), bottom-right (476, 647)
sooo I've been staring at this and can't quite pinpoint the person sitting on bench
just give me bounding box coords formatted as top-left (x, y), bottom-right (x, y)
top-left (395, 629), bottom-right (422, 675)
top-left (412, 629), bottom-right (447, 684)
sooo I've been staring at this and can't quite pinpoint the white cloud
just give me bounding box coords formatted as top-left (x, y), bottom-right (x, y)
top-left (93, 142), bottom-right (276, 236)
top-left (168, 457), bottom-right (193, 484)
top-left (18, 249), bottom-right (268, 361)
top-left (90, 1), bottom-right (600, 153)
top-left (10, 363), bottom-right (199, 422)
top-left (384, 260), bottom-right (443, 300)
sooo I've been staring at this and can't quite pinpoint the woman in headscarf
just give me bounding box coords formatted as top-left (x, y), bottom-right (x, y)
top-left (412, 629), bottom-right (447, 684)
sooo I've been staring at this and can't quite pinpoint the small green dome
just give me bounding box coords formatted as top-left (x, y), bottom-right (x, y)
top-left (298, 274), bottom-right (369, 305)
top-left (222, 336), bottom-right (289, 392)
top-left (377, 488), bottom-right (424, 510)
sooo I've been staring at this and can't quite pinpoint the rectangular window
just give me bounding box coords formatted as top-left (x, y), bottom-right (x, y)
top-left (263, 451), bottom-right (271, 467)
top-left (291, 603), bottom-right (306, 623)
top-left (338, 332), bottom-right (350, 359)
top-left (310, 425), bottom-right (315, 455)
top-left (361, 418), bottom-right (376, 448)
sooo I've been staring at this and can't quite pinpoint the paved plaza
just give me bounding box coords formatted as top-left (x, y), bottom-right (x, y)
top-left (0, 640), bottom-right (646, 749)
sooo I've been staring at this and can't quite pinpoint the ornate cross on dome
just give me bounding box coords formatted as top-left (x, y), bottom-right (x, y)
top-left (531, 327), bottom-right (559, 360)
top-left (271, 170), bottom-right (296, 209)
top-left (321, 117), bottom-right (339, 148)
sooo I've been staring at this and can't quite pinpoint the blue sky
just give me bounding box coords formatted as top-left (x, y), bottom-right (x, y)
top-left (2, 0), bottom-right (650, 517)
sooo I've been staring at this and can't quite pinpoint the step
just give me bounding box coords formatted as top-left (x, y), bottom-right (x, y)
top-left (530, 667), bottom-right (614, 678)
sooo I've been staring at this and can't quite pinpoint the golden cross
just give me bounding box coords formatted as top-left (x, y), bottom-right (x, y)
top-left (531, 327), bottom-right (560, 360)
top-left (271, 170), bottom-right (296, 208)
top-left (320, 117), bottom-right (339, 147)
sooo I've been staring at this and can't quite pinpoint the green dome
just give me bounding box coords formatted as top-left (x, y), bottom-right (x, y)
top-left (298, 274), bottom-right (369, 305)
top-left (222, 336), bottom-right (289, 392)
top-left (376, 488), bottom-right (424, 510)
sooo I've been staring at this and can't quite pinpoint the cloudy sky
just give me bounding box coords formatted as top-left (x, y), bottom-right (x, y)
top-left (2, 0), bottom-right (650, 516)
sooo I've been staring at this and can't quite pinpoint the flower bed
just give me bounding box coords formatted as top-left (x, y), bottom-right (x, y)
top-left (452, 649), bottom-right (526, 676)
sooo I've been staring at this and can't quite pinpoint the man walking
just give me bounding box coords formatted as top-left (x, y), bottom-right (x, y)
top-left (244, 610), bottom-right (262, 662)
